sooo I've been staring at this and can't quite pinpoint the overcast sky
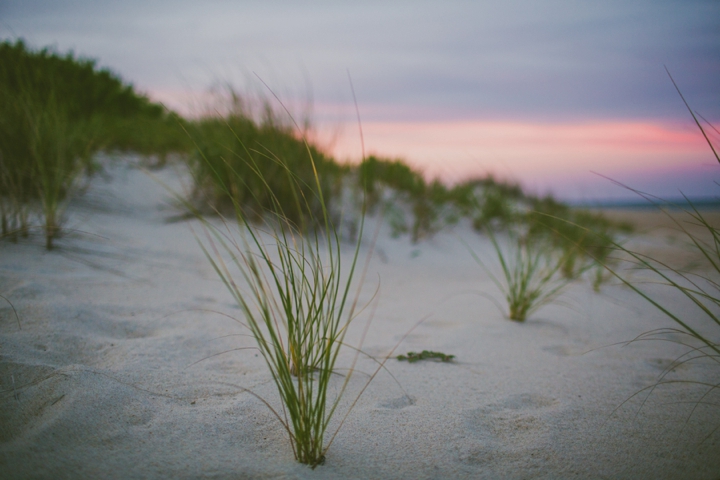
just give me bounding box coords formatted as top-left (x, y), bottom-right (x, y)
top-left (2, 1), bottom-right (719, 199)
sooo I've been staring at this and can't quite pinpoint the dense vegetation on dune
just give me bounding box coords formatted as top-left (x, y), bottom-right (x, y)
top-left (0, 39), bottom-right (188, 247)
top-left (187, 106), bottom-right (346, 229)
top-left (0, 39), bottom-right (188, 153)
top-left (0, 37), bottom-right (629, 281)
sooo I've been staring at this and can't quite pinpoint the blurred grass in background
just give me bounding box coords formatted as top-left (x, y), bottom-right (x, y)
top-left (0, 39), bottom-right (189, 247)
top-left (0, 37), bottom-right (630, 281)
top-left (186, 91), bottom-right (347, 230)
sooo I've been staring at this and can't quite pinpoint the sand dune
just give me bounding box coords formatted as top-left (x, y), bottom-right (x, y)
top-left (1, 161), bottom-right (718, 479)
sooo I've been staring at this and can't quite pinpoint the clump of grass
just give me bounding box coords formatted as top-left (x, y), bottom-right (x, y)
top-left (397, 350), bottom-right (455, 363)
top-left (26, 95), bottom-right (98, 248)
top-left (525, 196), bottom-right (631, 284)
top-left (598, 70), bottom-right (719, 431)
top-left (187, 87), bottom-right (346, 230)
top-left (0, 168), bottom-right (31, 242)
top-left (193, 92), bottom-right (369, 467)
top-left (358, 157), bottom-right (528, 242)
top-left (0, 39), bottom-right (188, 248)
top-left (0, 79), bottom-right (95, 248)
top-left (468, 227), bottom-right (576, 322)
top-left (608, 70), bottom-right (720, 354)
top-left (358, 155), bottom-right (438, 241)
top-left (457, 177), bottom-right (630, 320)
top-left (602, 191), bottom-right (720, 430)
top-left (468, 177), bottom-right (525, 231)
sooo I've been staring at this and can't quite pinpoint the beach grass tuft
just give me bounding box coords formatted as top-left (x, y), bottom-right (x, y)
top-left (0, 39), bottom-right (190, 248)
top-left (191, 90), bottom-right (369, 467)
top-left (468, 227), bottom-right (576, 322)
top-left (593, 70), bottom-right (720, 429)
top-left (601, 192), bottom-right (720, 431)
top-left (187, 89), bottom-right (346, 230)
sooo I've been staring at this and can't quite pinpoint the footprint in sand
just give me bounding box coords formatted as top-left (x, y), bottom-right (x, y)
top-left (460, 393), bottom-right (559, 465)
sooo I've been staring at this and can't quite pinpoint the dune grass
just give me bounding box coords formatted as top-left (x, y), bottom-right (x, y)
top-left (191, 93), bottom-right (369, 466)
top-left (462, 185), bottom-right (626, 321)
top-left (468, 227), bottom-right (576, 322)
top-left (0, 78), bottom-right (95, 248)
top-left (358, 156), bottom-right (531, 242)
top-left (0, 39), bottom-right (189, 248)
top-left (26, 95), bottom-right (99, 248)
top-left (524, 196), bottom-right (631, 284)
top-left (357, 156), bottom-right (438, 241)
top-left (187, 94), bottom-right (345, 229)
top-left (534, 70), bottom-right (720, 433)
top-left (600, 72), bottom-right (720, 425)
top-left (182, 84), bottom-right (632, 265)
top-left (591, 190), bottom-right (720, 438)
top-left (0, 38), bottom-right (628, 253)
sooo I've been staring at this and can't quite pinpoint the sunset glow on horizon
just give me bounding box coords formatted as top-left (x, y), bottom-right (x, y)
top-left (321, 119), bottom-right (718, 200)
top-left (3, 0), bottom-right (718, 200)
top-left (146, 85), bottom-right (720, 200)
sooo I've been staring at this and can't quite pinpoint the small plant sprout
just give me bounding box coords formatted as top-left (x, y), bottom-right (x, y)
top-left (397, 350), bottom-right (455, 363)
top-left (468, 228), bottom-right (575, 322)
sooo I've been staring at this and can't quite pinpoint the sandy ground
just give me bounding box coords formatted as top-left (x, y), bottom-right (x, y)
top-left (1, 160), bottom-right (719, 479)
top-left (591, 208), bottom-right (720, 272)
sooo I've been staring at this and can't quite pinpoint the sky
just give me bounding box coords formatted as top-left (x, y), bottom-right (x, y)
top-left (2, 0), bottom-right (719, 201)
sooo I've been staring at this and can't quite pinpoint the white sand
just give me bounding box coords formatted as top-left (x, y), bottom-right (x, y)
top-left (1, 160), bottom-right (719, 479)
